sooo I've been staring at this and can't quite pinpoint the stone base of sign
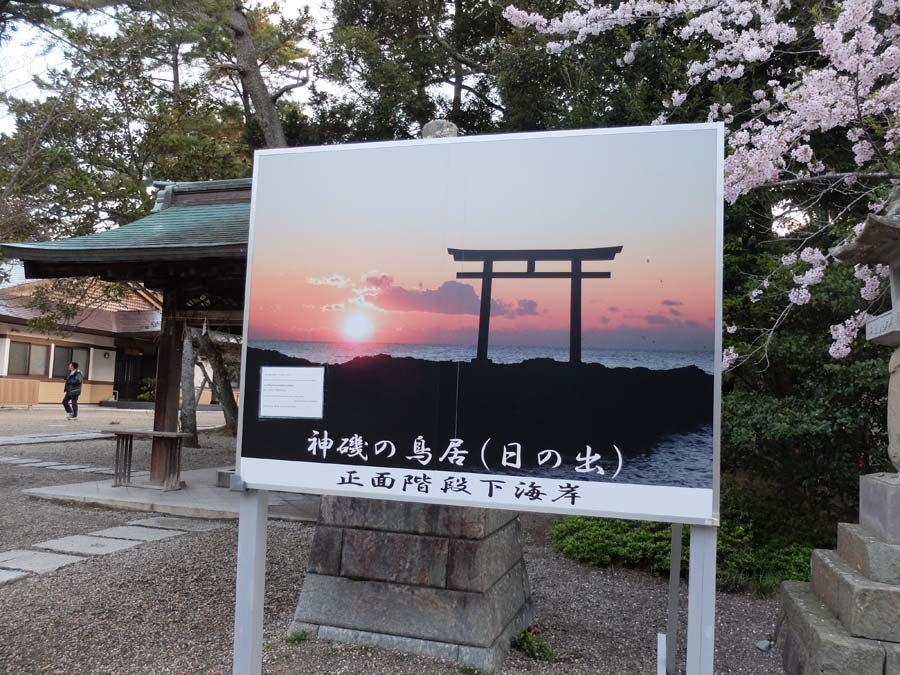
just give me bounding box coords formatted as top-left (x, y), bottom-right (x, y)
top-left (780, 474), bottom-right (900, 675)
top-left (291, 496), bottom-right (532, 673)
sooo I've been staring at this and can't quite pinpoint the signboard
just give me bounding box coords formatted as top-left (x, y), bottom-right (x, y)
top-left (238, 124), bottom-right (723, 525)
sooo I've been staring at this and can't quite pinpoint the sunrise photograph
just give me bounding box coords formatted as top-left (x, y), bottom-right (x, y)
top-left (241, 126), bottom-right (720, 490)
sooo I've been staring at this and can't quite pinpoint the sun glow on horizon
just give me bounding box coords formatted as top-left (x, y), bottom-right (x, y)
top-left (341, 312), bottom-right (374, 341)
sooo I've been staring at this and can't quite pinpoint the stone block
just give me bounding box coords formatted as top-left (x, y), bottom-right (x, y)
top-left (340, 529), bottom-right (447, 587)
top-left (888, 642), bottom-right (900, 675)
top-left (447, 519), bottom-right (522, 592)
top-left (317, 626), bottom-right (460, 662)
top-left (319, 496), bottom-right (516, 539)
top-left (295, 561), bottom-right (530, 647)
top-left (487, 561), bottom-right (530, 635)
top-left (837, 523), bottom-right (900, 585)
top-left (297, 600), bottom-right (533, 674)
top-left (46, 464), bottom-right (91, 471)
top-left (810, 549), bottom-right (900, 642)
top-left (217, 468), bottom-right (235, 488)
top-left (0, 569), bottom-right (29, 586)
top-left (860, 473), bottom-right (900, 544)
top-left (459, 603), bottom-right (534, 673)
top-left (308, 526), bottom-right (343, 576)
top-left (0, 549), bottom-right (84, 573)
top-left (34, 535), bottom-right (141, 556)
top-left (780, 580), bottom-right (886, 675)
top-left (127, 517), bottom-right (224, 532)
top-left (4, 458), bottom-right (41, 464)
top-left (88, 526), bottom-right (182, 542)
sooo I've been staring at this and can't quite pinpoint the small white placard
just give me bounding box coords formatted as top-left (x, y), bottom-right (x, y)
top-left (259, 366), bottom-right (325, 419)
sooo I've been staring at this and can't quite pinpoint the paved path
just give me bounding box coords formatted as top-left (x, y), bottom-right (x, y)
top-left (0, 516), bottom-right (226, 587)
top-left (0, 432), bottom-right (114, 446)
top-left (22, 467), bottom-right (320, 521)
top-left (0, 454), bottom-right (148, 477)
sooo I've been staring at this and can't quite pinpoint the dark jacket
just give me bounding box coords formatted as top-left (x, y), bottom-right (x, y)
top-left (64, 370), bottom-right (83, 397)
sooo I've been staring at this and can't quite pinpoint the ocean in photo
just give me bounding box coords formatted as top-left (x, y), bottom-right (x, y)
top-left (251, 340), bottom-right (715, 374)
top-left (246, 340), bottom-right (715, 489)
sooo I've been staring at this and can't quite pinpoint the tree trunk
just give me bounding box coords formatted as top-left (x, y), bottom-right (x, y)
top-left (451, 0), bottom-right (463, 122)
top-left (179, 326), bottom-right (199, 448)
top-left (198, 331), bottom-right (239, 435)
top-left (229, 2), bottom-right (287, 148)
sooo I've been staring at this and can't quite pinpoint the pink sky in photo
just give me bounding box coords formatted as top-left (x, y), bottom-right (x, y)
top-left (247, 127), bottom-right (719, 350)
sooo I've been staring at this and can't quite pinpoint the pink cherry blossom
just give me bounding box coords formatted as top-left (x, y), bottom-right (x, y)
top-left (789, 287), bottom-right (812, 305)
top-left (505, 0), bottom-right (898, 363)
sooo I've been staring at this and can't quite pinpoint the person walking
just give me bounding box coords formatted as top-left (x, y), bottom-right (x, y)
top-left (63, 361), bottom-right (83, 420)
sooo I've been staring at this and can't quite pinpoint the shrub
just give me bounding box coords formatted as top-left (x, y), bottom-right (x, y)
top-left (549, 474), bottom-right (815, 595)
top-left (136, 377), bottom-right (156, 402)
top-left (286, 630), bottom-right (308, 645)
top-left (512, 628), bottom-right (556, 662)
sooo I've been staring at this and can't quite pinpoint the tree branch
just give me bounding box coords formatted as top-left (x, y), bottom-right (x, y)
top-left (763, 172), bottom-right (898, 188)
top-left (271, 72), bottom-right (310, 101)
top-left (424, 12), bottom-right (489, 73)
top-left (444, 79), bottom-right (505, 112)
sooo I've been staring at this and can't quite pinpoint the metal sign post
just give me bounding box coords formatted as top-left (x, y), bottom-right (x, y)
top-left (232, 479), bottom-right (269, 675)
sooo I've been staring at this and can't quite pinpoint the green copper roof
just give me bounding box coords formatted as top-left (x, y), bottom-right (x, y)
top-left (2, 184), bottom-right (250, 265)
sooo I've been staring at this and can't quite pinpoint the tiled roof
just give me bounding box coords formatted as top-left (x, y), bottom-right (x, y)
top-left (0, 179), bottom-right (250, 264)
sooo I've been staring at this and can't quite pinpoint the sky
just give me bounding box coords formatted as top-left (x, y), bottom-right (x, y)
top-left (248, 126), bottom-right (720, 352)
top-left (0, 1), bottom-right (323, 135)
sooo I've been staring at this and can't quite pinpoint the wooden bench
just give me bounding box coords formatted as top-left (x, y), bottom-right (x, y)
top-left (105, 429), bottom-right (193, 491)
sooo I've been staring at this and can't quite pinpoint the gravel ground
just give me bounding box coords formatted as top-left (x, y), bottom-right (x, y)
top-left (0, 409), bottom-right (784, 675)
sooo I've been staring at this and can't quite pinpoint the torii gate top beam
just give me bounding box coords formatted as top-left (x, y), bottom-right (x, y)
top-left (449, 246), bottom-right (623, 363)
top-left (447, 246), bottom-right (623, 262)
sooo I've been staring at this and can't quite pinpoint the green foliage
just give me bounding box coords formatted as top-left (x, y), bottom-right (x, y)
top-left (720, 189), bottom-right (891, 528)
top-left (511, 628), bottom-right (556, 662)
top-left (137, 377), bottom-right (157, 402)
top-left (550, 476), bottom-right (816, 595)
top-left (285, 630), bottom-right (308, 645)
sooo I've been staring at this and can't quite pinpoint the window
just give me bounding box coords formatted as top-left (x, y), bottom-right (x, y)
top-left (7, 342), bottom-right (49, 377)
top-left (52, 346), bottom-right (90, 379)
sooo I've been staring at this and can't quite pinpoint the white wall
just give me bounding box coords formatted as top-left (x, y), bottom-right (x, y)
top-left (0, 326), bottom-right (116, 380)
top-left (0, 337), bottom-right (9, 377)
top-left (89, 347), bottom-right (116, 383)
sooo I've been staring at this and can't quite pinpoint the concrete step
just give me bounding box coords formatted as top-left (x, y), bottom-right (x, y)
top-left (780, 580), bottom-right (889, 674)
top-left (838, 523), bottom-right (900, 585)
top-left (810, 549), bottom-right (900, 642)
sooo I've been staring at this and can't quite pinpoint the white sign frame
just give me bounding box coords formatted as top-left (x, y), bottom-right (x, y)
top-left (232, 124), bottom-right (723, 675)
top-left (236, 123), bottom-right (724, 527)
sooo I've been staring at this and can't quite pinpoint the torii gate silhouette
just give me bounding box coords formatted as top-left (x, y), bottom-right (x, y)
top-left (448, 246), bottom-right (624, 363)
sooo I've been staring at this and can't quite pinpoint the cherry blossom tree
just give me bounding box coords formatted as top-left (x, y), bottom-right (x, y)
top-left (503, 0), bottom-right (900, 367)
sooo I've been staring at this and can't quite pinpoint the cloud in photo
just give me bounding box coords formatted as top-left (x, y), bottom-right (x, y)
top-left (316, 269), bottom-right (539, 319)
top-left (307, 274), bottom-right (351, 288)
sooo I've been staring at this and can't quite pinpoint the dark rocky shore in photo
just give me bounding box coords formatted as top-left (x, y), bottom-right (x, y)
top-left (242, 346), bottom-right (714, 479)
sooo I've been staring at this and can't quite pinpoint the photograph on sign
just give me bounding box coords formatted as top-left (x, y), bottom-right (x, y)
top-left (238, 124), bottom-right (722, 524)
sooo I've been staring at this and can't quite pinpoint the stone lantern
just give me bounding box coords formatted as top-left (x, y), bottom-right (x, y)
top-left (779, 187), bottom-right (900, 675)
